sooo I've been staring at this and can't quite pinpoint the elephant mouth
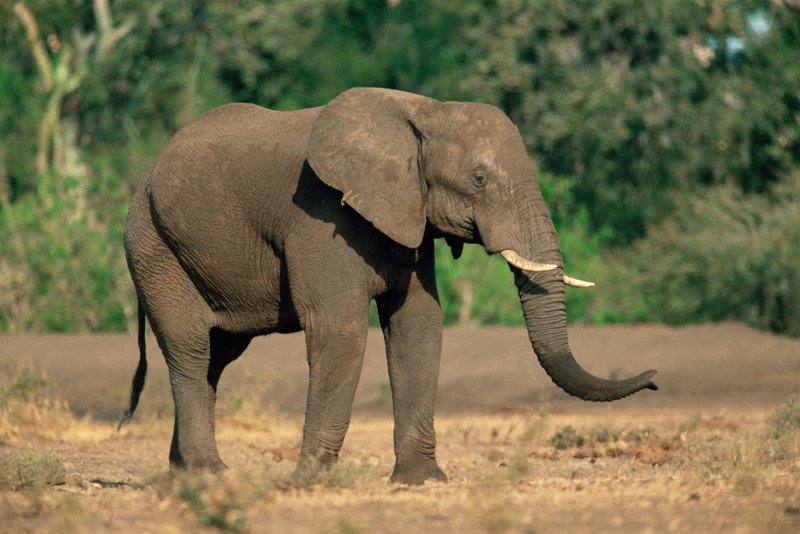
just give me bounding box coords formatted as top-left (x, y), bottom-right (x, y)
top-left (442, 237), bottom-right (595, 288)
top-left (443, 235), bottom-right (464, 259)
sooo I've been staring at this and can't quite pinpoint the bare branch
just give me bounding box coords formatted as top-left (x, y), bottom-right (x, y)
top-left (94, 0), bottom-right (112, 34)
top-left (772, 0), bottom-right (800, 13)
top-left (93, 0), bottom-right (136, 60)
top-left (12, 2), bottom-right (53, 91)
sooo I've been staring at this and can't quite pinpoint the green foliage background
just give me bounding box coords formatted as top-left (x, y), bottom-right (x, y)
top-left (1, 0), bottom-right (798, 335)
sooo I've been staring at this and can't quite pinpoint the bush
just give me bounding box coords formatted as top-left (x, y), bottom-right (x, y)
top-left (435, 245), bottom-right (521, 326)
top-left (548, 425), bottom-right (585, 450)
top-left (0, 167), bottom-right (134, 332)
top-left (594, 173), bottom-right (800, 336)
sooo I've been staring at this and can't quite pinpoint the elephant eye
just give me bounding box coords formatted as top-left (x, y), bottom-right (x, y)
top-left (471, 173), bottom-right (487, 188)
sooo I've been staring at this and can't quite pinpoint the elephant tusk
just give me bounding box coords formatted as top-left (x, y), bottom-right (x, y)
top-left (564, 274), bottom-right (595, 288)
top-left (500, 250), bottom-right (558, 272)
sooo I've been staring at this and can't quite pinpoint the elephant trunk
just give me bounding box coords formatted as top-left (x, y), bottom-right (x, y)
top-left (514, 268), bottom-right (657, 402)
top-left (476, 171), bottom-right (656, 401)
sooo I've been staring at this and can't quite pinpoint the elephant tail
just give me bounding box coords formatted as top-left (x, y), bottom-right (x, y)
top-left (117, 300), bottom-right (148, 431)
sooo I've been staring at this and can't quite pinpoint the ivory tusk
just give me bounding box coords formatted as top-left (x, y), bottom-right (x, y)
top-left (563, 274), bottom-right (595, 288)
top-left (500, 250), bottom-right (558, 272)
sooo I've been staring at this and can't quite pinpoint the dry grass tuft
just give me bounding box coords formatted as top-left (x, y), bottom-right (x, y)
top-left (675, 399), bottom-right (800, 496)
top-left (774, 394), bottom-right (800, 438)
top-left (479, 502), bottom-right (518, 533)
top-left (0, 362), bottom-right (101, 443)
top-left (160, 469), bottom-right (274, 532)
top-left (544, 423), bottom-right (678, 465)
top-left (316, 458), bottom-right (384, 489)
top-left (0, 451), bottom-right (66, 490)
top-left (0, 363), bottom-right (73, 441)
top-left (321, 518), bottom-right (366, 534)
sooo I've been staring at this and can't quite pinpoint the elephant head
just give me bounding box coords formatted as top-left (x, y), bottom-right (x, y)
top-left (308, 88), bottom-right (657, 401)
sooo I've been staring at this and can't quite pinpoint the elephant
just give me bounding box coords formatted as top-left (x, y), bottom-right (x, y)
top-left (118, 87), bottom-right (657, 485)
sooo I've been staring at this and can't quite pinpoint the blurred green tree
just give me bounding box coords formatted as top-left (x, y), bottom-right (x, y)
top-left (458, 0), bottom-right (800, 243)
top-left (0, 0), bottom-right (798, 333)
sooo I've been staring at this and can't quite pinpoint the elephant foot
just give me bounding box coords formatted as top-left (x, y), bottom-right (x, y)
top-left (390, 461), bottom-right (448, 485)
top-left (169, 454), bottom-right (228, 473)
top-left (290, 454), bottom-right (335, 486)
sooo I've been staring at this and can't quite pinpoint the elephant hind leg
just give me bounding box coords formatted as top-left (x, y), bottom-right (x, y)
top-left (163, 326), bottom-right (250, 472)
top-left (126, 186), bottom-right (236, 470)
top-left (129, 245), bottom-right (224, 470)
top-left (148, 310), bottom-right (224, 471)
top-left (146, 307), bottom-right (225, 471)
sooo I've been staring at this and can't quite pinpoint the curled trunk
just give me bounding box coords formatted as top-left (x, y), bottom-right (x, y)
top-left (515, 268), bottom-right (657, 402)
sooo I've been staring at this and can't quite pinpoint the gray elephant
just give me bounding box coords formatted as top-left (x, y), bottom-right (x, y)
top-left (119, 88), bottom-right (656, 485)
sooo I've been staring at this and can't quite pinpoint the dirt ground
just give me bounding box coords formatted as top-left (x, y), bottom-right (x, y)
top-left (1, 322), bottom-right (799, 533)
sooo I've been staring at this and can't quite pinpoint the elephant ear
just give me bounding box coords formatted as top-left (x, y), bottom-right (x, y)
top-left (307, 88), bottom-right (433, 249)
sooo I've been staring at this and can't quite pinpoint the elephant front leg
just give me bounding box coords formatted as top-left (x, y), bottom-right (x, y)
top-left (293, 317), bottom-right (369, 485)
top-left (377, 256), bottom-right (447, 485)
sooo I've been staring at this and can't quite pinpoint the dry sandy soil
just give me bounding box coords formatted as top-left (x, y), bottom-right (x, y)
top-left (1, 322), bottom-right (799, 533)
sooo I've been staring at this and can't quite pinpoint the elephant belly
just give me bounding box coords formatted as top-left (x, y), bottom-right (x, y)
top-left (166, 221), bottom-right (299, 335)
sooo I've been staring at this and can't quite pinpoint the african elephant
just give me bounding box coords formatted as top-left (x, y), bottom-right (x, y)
top-left (119, 88), bottom-right (657, 485)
